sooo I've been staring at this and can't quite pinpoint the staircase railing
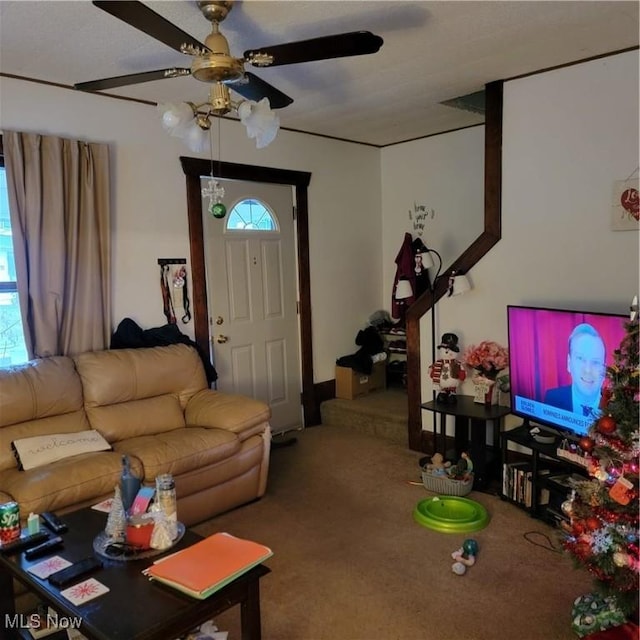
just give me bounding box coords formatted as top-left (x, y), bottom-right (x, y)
top-left (406, 80), bottom-right (504, 452)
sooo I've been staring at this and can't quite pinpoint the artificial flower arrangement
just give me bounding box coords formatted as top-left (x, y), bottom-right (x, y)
top-left (462, 340), bottom-right (509, 380)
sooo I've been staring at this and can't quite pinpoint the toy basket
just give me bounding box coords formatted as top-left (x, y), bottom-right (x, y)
top-left (421, 469), bottom-right (474, 497)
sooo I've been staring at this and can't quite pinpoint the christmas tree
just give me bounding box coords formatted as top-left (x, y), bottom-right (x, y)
top-left (105, 485), bottom-right (126, 543)
top-left (562, 314), bottom-right (639, 618)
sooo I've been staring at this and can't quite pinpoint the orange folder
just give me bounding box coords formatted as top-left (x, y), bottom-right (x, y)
top-left (143, 532), bottom-right (273, 599)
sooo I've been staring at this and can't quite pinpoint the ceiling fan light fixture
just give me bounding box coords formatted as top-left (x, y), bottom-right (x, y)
top-left (158, 90), bottom-right (279, 151)
top-left (157, 101), bottom-right (196, 136)
top-left (80, 0), bottom-right (384, 147)
top-left (197, 0), bottom-right (234, 25)
top-left (182, 120), bottom-right (210, 153)
top-left (191, 52), bottom-right (245, 83)
top-left (208, 83), bottom-right (232, 116)
top-left (195, 113), bottom-right (212, 130)
top-left (237, 98), bottom-right (280, 149)
top-left (190, 20), bottom-right (245, 84)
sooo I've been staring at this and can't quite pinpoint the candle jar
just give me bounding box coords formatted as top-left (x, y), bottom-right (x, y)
top-left (126, 514), bottom-right (154, 549)
top-left (155, 473), bottom-right (177, 539)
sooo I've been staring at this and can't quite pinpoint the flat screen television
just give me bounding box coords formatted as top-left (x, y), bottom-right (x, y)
top-left (507, 305), bottom-right (627, 440)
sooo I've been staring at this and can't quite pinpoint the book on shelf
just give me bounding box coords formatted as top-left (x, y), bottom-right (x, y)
top-left (536, 469), bottom-right (551, 506)
top-left (524, 468), bottom-right (533, 508)
top-left (143, 532), bottom-right (273, 600)
top-left (503, 461), bottom-right (531, 505)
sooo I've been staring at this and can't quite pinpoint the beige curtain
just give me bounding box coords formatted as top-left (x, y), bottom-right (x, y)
top-left (3, 131), bottom-right (111, 358)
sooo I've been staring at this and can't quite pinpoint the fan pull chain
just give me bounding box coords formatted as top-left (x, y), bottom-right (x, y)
top-left (202, 120), bottom-right (226, 219)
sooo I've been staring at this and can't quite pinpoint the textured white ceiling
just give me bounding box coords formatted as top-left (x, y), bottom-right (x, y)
top-left (0, 1), bottom-right (638, 146)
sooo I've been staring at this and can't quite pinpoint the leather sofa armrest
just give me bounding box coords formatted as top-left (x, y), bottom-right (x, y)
top-left (185, 389), bottom-right (271, 436)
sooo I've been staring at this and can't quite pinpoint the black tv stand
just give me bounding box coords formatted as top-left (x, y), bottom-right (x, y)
top-left (520, 419), bottom-right (582, 445)
top-left (421, 395), bottom-right (510, 490)
top-left (501, 422), bottom-right (589, 524)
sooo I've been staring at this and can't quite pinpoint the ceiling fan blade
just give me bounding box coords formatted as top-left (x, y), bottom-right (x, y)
top-left (74, 68), bottom-right (191, 92)
top-left (92, 0), bottom-right (208, 53)
top-left (245, 31), bottom-right (383, 67)
top-left (231, 72), bottom-right (293, 109)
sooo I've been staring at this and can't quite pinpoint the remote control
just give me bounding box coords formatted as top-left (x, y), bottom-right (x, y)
top-left (40, 511), bottom-right (68, 534)
top-left (0, 531), bottom-right (50, 555)
top-left (48, 556), bottom-right (102, 587)
top-left (24, 536), bottom-right (63, 560)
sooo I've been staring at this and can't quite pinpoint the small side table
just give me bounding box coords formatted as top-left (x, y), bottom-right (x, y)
top-left (421, 395), bottom-right (510, 490)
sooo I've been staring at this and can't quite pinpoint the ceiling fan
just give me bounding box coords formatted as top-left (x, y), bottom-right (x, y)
top-left (74, 0), bottom-right (384, 112)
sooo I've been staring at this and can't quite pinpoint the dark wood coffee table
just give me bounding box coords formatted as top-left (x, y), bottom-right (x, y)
top-left (0, 508), bottom-right (270, 640)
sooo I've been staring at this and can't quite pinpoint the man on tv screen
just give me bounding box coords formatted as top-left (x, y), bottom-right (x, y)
top-left (543, 323), bottom-right (606, 418)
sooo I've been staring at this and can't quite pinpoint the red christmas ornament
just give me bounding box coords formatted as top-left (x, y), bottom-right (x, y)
top-left (599, 386), bottom-right (613, 409)
top-left (572, 521), bottom-right (585, 535)
top-left (578, 436), bottom-right (595, 452)
top-left (597, 415), bottom-right (616, 434)
top-left (586, 516), bottom-right (600, 531)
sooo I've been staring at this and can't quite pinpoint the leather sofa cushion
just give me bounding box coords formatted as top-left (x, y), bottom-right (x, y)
top-left (114, 427), bottom-right (240, 481)
top-left (74, 344), bottom-right (207, 410)
top-left (174, 434), bottom-right (266, 499)
top-left (86, 395), bottom-right (186, 443)
top-left (186, 390), bottom-right (271, 439)
top-left (0, 451), bottom-right (143, 516)
top-left (0, 356), bottom-right (83, 427)
top-left (0, 356), bottom-right (90, 472)
top-left (0, 412), bottom-right (91, 473)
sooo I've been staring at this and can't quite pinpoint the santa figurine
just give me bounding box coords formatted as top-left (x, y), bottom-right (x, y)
top-left (429, 333), bottom-right (466, 404)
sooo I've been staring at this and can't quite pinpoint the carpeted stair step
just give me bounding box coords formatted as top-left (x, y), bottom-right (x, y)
top-left (320, 389), bottom-right (408, 446)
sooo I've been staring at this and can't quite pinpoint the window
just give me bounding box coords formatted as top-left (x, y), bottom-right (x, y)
top-left (226, 199), bottom-right (278, 231)
top-left (0, 156), bottom-right (29, 366)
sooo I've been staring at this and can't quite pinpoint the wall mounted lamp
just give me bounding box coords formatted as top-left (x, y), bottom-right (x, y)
top-left (418, 247), bottom-right (473, 431)
top-left (394, 278), bottom-right (414, 327)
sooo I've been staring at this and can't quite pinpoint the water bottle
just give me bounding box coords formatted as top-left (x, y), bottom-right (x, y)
top-left (155, 473), bottom-right (177, 539)
top-left (120, 455), bottom-right (141, 514)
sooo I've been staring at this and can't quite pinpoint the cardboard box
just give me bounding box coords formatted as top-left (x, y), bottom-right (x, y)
top-left (335, 361), bottom-right (386, 400)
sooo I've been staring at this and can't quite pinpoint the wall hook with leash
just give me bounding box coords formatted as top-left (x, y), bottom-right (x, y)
top-left (157, 259), bottom-right (191, 324)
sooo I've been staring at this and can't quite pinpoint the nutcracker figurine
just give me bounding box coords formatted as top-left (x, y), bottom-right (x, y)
top-left (429, 333), bottom-right (466, 404)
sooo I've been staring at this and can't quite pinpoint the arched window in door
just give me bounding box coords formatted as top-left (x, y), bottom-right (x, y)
top-left (226, 198), bottom-right (278, 231)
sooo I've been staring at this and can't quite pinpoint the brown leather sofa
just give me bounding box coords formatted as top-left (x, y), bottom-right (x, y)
top-left (0, 344), bottom-right (272, 527)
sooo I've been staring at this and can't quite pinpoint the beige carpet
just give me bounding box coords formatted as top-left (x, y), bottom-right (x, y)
top-left (193, 424), bottom-right (594, 640)
top-left (320, 388), bottom-right (409, 446)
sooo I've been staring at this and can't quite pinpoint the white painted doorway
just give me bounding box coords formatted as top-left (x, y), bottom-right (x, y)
top-left (202, 177), bottom-right (302, 434)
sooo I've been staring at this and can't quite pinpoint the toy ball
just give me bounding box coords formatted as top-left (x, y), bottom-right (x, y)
top-left (462, 539), bottom-right (478, 556)
top-left (452, 561), bottom-right (467, 576)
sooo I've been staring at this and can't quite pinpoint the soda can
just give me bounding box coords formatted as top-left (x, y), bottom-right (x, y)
top-left (0, 501), bottom-right (21, 544)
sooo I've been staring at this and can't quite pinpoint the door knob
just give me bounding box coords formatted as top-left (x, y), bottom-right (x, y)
top-left (216, 335), bottom-right (229, 344)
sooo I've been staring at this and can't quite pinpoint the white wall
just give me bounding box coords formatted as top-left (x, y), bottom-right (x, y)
top-left (0, 77), bottom-right (382, 383)
top-left (386, 50), bottom-right (638, 435)
top-left (456, 50), bottom-right (639, 401)
top-left (380, 125), bottom-right (485, 310)
top-left (1, 48), bottom-right (637, 408)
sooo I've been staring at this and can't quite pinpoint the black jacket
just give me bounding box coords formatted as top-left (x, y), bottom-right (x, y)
top-left (110, 317), bottom-right (218, 384)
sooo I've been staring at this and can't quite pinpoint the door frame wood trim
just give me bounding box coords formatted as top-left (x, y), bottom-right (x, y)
top-left (179, 157), bottom-right (318, 425)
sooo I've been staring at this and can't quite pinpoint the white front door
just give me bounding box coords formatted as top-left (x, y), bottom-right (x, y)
top-left (203, 178), bottom-right (302, 434)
